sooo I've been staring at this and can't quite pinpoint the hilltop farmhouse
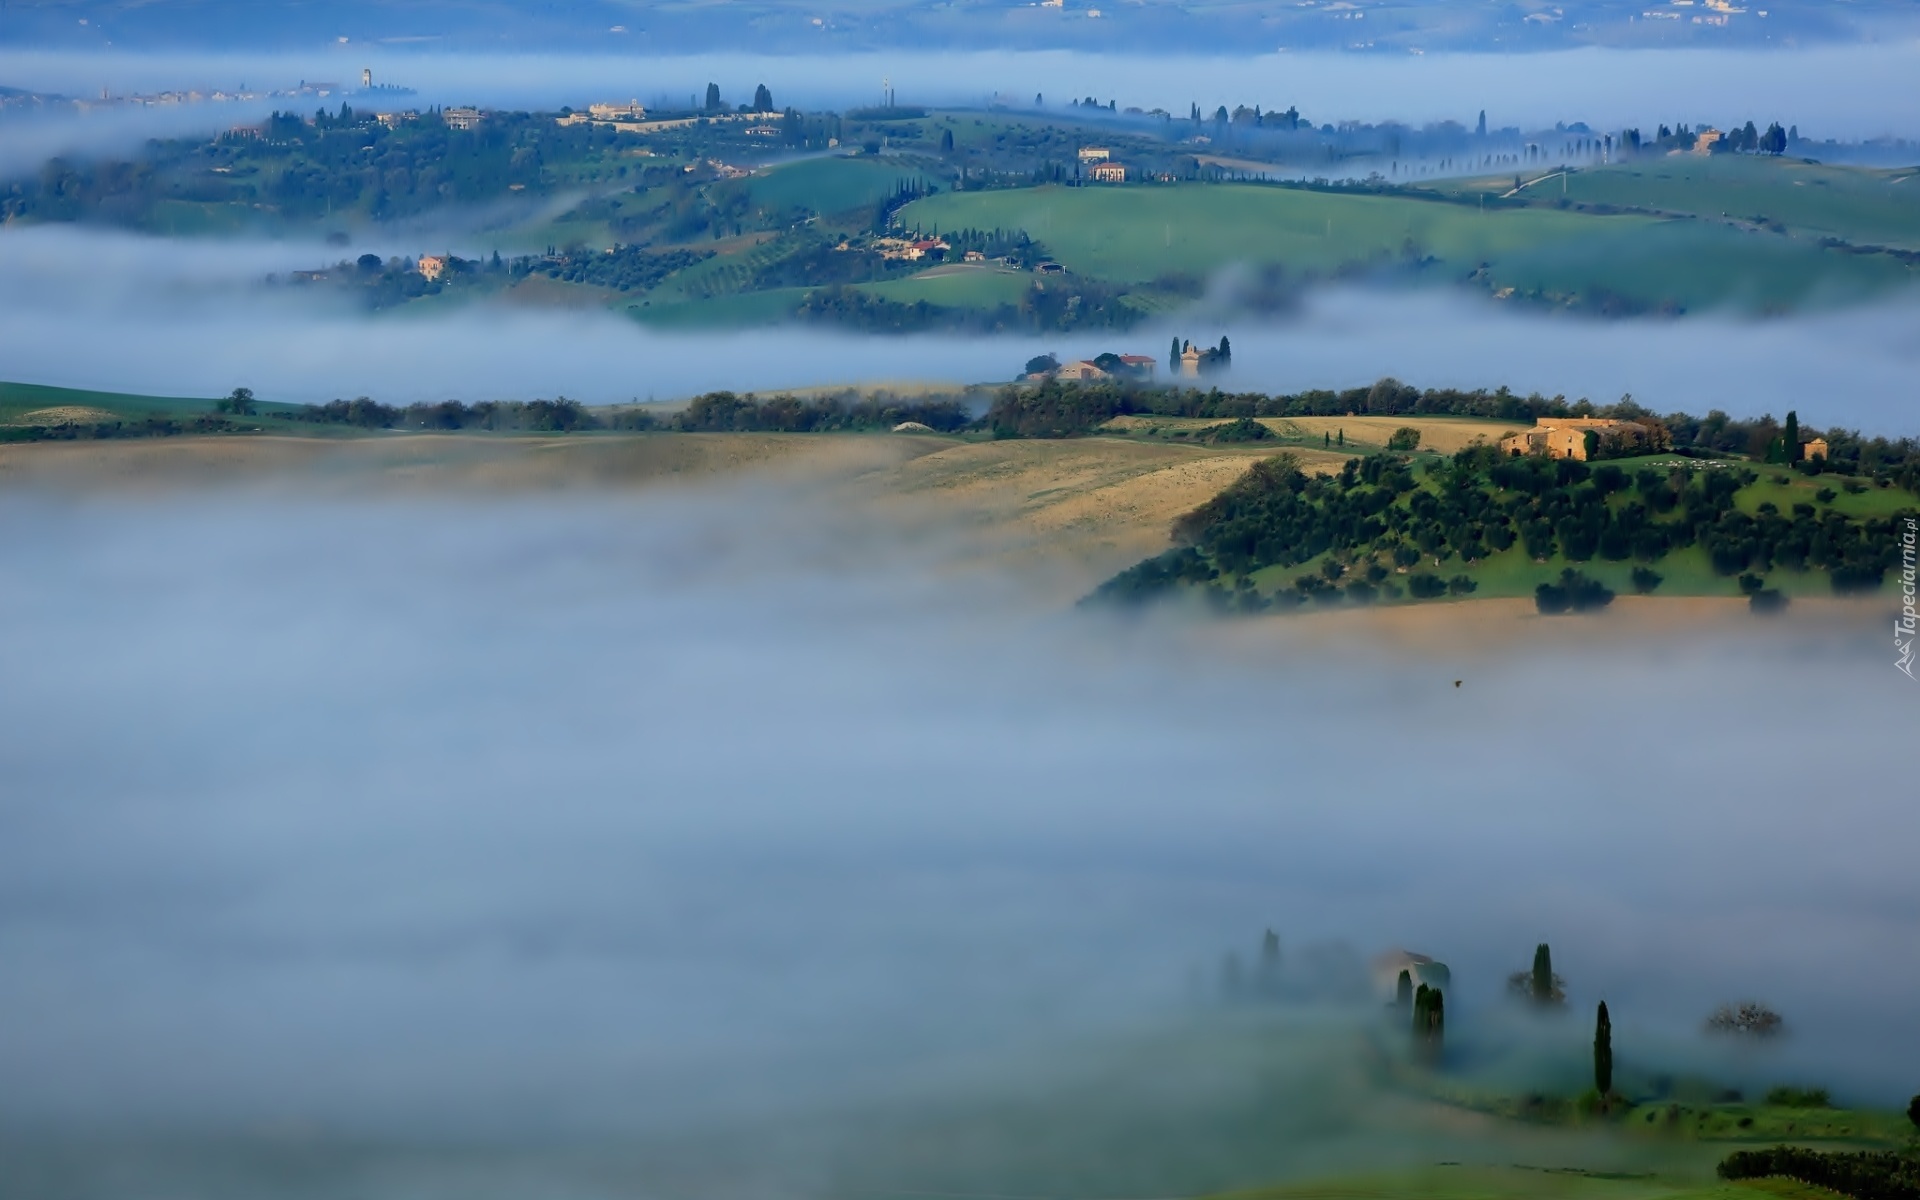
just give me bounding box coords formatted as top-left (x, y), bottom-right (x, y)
top-left (1499, 416), bottom-right (1659, 461)
top-left (1030, 353), bottom-right (1157, 381)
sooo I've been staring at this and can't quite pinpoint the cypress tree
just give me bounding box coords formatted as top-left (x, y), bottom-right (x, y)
top-left (1430, 988), bottom-right (1444, 1055)
top-left (1396, 968), bottom-right (1413, 1011)
top-left (1412, 983), bottom-right (1431, 1035)
top-left (1785, 410), bottom-right (1801, 462)
top-left (1531, 943), bottom-right (1554, 1004)
top-left (1261, 929), bottom-right (1281, 972)
top-left (1595, 1000), bottom-right (1613, 1095)
top-left (1171, 335), bottom-right (1181, 371)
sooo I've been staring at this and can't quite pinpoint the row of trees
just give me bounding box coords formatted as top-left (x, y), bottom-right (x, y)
top-left (287, 391), bottom-right (972, 435)
top-left (982, 378), bottom-right (1920, 491)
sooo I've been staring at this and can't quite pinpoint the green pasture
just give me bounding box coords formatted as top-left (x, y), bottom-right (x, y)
top-left (897, 183), bottom-right (1917, 310)
top-left (744, 155), bottom-right (934, 216)
top-left (628, 286), bottom-right (809, 328)
top-left (1619, 1099), bottom-right (1912, 1146)
top-left (142, 198), bottom-right (267, 237)
top-left (0, 380), bottom-right (216, 420)
top-left (857, 264), bottom-right (1033, 307)
top-left (1488, 219), bottom-right (1913, 310)
top-left (1441, 156), bottom-right (1920, 250)
top-left (1734, 469), bottom-right (1913, 519)
top-left (899, 183), bottom-right (1644, 281)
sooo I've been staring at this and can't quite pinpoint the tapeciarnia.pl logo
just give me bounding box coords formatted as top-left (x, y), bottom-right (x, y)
top-left (1898, 517), bottom-right (1917, 680)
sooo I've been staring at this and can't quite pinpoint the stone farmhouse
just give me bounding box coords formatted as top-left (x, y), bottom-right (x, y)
top-left (1499, 416), bottom-right (1655, 461)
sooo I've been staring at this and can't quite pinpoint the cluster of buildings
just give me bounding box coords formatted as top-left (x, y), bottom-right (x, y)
top-left (872, 236), bottom-right (949, 261)
top-left (1498, 417), bottom-right (1656, 461)
top-left (1036, 353), bottom-right (1152, 382)
top-left (1501, 416), bottom-right (1829, 463)
top-left (557, 100), bottom-right (649, 130)
top-left (60, 69), bottom-right (414, 117)
top-left (1078, 145), bottom-right (1127, 182)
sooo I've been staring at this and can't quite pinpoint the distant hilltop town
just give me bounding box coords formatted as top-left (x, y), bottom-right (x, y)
top-left (0, 68), bottom-right (412, 116)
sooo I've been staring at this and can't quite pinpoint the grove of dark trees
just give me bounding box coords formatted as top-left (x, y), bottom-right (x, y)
top-left (1089, 442), bottom-right (1911, 609)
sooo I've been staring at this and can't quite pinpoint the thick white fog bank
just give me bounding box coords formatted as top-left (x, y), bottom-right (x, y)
top-left (2, 225), bottom-right (1918, 427)
top-left (0, 489), bottom-right (1913, 1153)
top-left (5, 44), bottom-right (1920, 138)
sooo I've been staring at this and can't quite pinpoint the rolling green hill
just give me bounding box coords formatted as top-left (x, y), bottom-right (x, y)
top-left (897, 181), bottom-right (1918, 312)
top-left (743, 155), bottom-right (936, 216)
top-left (1436, 155), bottom-right (1920, 250)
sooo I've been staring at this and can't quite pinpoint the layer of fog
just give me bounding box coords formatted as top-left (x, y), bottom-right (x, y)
top-left (0, 486), bottom-right (1911, 1197)
top-left (0, 99), bottom-right (285, 179)
top-left (3, 223), bottom-right (1919, 429)
top-left (6, 44), bottom-right (1920, 143)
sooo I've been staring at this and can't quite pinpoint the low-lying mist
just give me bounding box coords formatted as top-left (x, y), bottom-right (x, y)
top-left (0, 479), bottom-right (1912, 1197)
top-left (2, 223), bottom-right (1919, 428)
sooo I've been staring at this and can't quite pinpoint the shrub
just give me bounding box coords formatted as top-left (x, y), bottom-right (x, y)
top-left (1407, 572), bottom-right (1448, 599)
top-left (1737, 572), bottom-right (1766, 595)
top-left (1537, 568), bottom-right (1614, 614)
top-left (1706, 1001), bottom-right (1784, 1038)
top-left (1386, 426), bottom-right (1421, 452)
top-left (1447, 574), bottom-right (1478, 596)
top-left (1816, 487), bottom-right (1838, 503)
top-left (1209, 416), bottom-right (1273, 443)
top-left (1630, 566), bottom-right (1663, 594)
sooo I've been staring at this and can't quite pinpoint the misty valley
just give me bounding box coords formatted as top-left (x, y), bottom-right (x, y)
top-left (2, 16), bottom-right (1919, 1200)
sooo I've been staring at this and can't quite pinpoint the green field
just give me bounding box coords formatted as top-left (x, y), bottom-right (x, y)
top-left (857, 264), bottom-right (1034, 307)
top-left (629, 285), bottom-right (809, 327)
top-left (744, 155), bottom-right (936, 216)
top-left (1438, 156), bottom-right (1920, 250)
top-left (898, 181), bottom-right (1918, 312)
top-left (0, 380), bottom-right (217, 421)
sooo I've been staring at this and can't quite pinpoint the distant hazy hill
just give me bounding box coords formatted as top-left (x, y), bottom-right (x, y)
top-left (1, 0), bottom-right (1911, 53)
